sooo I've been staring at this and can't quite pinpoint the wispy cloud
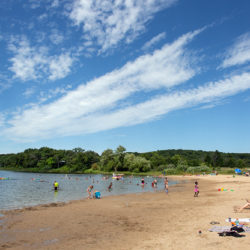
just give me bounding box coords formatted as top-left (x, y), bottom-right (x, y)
top-left (49, 29), bottom-right (64, 45)
top-left (221, 32), bottom-right (250, 68)
top-left (3, 29), bottom-right (250, 142)
top-left (142, 32), bottom-right (166, 50)
top-left (38, 85), bottom-right (72, 103)
top-left (2, 29), bottom-right (199, 141)
top-left (8, 37), bottom-right (74, 81)
top-left (68, 0), bottom-right (177, 53)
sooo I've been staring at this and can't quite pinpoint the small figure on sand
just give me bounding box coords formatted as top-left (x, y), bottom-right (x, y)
top-left (194, 181), bottom-right (199, 197)
top-left (164, 177), bottom-right (168, 194)
top-left (53, 181), bottom-right (59, 191)
top-left (87, 185), bottom-right (94, 199)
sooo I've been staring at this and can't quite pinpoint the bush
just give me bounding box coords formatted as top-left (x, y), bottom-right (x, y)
top-left (164, 169), bottom-right (179, 175)
top-left (186, 165), bottom-right (211, 173)
top-left (176, 164), bottom-right (188, 172)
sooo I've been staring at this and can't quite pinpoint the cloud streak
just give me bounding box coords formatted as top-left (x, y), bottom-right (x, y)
top-left (221, 33), bottom-right (250, 68)
top-left (142, 32), bottom-right (166, 50)
top-left (2, 29), bottom-right (250, 142)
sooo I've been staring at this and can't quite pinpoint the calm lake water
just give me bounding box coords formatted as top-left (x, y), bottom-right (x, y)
top-left (0, 170), bottom-right (178, 210)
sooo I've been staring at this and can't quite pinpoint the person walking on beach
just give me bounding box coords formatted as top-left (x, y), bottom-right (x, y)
top-left (164, 177), bottom-right (168, 195)
top-left (194, 181), bottom-right (199, 197)
top-left (87, 185), bottom-right (94, 199)
top-left (53, 181), bottom-right (59, 191)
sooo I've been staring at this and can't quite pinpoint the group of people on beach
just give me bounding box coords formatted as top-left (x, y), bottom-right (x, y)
top-left (53, 176), bottom-right (201, 201)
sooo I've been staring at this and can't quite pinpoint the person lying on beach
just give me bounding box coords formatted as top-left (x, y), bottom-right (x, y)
top-left (238, 199), bottom-right (250, 212)
top-left (87, 185), bottom-right (94, 199)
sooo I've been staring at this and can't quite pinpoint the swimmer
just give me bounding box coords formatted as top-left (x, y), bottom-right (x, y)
top-left (53, 181), bottom-right (59, 191)
top-left (108, 182), bottom-right (112, 191)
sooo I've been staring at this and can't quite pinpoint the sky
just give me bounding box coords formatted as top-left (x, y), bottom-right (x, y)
top-left (0, 0), bottom-right (250, 155)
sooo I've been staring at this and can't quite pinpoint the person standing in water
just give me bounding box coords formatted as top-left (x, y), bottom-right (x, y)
top-left (53, 181), bottom-right (59, 191)
top-left (108, 182), bottom-right (112, 192)
top-left (87, 185), bottom-right (94, 199)
top-left (164, 177), bottom-right (168, 195)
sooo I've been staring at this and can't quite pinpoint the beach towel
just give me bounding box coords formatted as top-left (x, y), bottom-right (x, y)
top-left (209, 226), bottom-right (250, 233)
top-left (218, 231), bottom-right (245, 237)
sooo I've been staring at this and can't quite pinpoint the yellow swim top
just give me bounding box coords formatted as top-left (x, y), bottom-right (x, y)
top-left (54, 182), bottom-right (59, 187)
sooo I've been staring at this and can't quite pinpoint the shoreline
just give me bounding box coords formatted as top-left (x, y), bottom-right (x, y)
top-left (0, 176), bottom-right (187, 213)
top-left (1, 175), bottom-right (250, 249)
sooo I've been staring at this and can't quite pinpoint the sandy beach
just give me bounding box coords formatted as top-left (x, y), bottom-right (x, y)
top-left (1, 175), bottom-right (250, 250)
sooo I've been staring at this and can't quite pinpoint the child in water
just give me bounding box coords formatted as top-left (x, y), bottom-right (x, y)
top-left (194, 181), bottom-right (199, 197)
top-left (108, 182), bottom-right (112, 191)
top-left (164, 178), bottom-right (168, 195)
top-left (53, 181), bottom-right (59, 191)
top-left (87, 185), bottom-right (94, 199)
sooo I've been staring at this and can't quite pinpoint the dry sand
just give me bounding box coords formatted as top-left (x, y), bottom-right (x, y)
top-left (1, 175), bottom-right (250, 250)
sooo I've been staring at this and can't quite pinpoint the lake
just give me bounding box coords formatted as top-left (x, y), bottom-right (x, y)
top-left (0, 170), bottom-right (178, 210)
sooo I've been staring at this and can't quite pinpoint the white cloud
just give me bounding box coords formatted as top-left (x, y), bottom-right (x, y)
top-left (23, 87), bottom-right (36, 98)
top-left (8, 37), bottom-right (74, 81)
top-left (68, 0), bottom-right (177, 52)
top-left (38, 85), bottom-right (72, 103)
top-left (51, 0), bottom-right (59, 8)
top-left (48, 53), bottom-right (74, 80)
top-left (142, 32), bottom-right (166, 50)
top-left (0, 113), bottom-right (5, 128)
top-left (221, 33), bottom-right (250, 68)
top-left (2, 29), bottom-right (198, 141)
top-left (49, 29), bottom-right (64, 45)
top-left (4, 29), bottom-right (249, 142)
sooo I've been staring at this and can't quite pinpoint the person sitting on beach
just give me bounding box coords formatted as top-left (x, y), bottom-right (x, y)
top-left (53, 181), bottom-right (59, 191)
top-left (238, 199), bottom-right (250, 212)
top-left (87, 185), bottom-right (94, 199)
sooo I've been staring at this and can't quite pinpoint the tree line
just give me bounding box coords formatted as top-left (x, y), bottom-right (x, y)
top-left (0, 146), bottom-right (249, 174)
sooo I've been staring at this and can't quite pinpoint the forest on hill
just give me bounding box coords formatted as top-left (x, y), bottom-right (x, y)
top-left (0, 146), bottom-right (250, 174)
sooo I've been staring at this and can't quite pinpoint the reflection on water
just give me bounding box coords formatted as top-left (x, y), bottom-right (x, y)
top-left (0, 170), bottom-right (178, 210)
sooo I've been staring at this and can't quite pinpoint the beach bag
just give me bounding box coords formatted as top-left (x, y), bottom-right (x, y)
top-left (95, 192), bottom-right (101, 199)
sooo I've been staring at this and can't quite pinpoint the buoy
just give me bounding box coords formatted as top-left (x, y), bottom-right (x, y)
top-left (218, 188), bottom-right (221, 191)
top-left (221, 188), bottom-right (224, 191)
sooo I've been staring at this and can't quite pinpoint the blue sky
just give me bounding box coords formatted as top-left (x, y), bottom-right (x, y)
top-left (0, 0), bottom-right (250, 154)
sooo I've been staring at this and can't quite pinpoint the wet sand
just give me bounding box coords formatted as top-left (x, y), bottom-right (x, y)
top-left (1, 175), bottom-right (250, 250)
